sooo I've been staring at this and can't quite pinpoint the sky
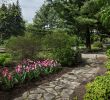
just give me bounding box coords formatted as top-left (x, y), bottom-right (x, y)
top-left (0, 0), bottom-right (45, 23)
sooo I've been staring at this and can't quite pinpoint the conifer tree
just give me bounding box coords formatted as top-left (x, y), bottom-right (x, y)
top-left (0, 0), bottom-right (25, 39)
top-left (9, 0), bottom-right (25, 36)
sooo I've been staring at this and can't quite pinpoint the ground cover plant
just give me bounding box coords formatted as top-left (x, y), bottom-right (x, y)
top-left (84, 74), bottom-right (110, 100)
top-left (84, 49), bottom-right (110, 100)
top-left (0, 53), bottom-right (15, 68)
top-left (0, 59), bottom-right (62, 90)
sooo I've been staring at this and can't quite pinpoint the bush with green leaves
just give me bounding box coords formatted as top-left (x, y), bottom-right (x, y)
top-left (106, 45), bottom-right (110, 50)
top-left (6, 34), bottom-right (42, 61)
top-left (84, 57), bottom-right (110, 100)
top-left (106, 49), bottom-right (110, 58)
top-left (0, 53), bottom-right (13, 67)
top-left (84, 74), bottom-right (110, 100)
top-left (91, 34), bottom-right (100, 42)
top-left (54, 48), bottom-right (81, 67)
top-left (43, 32), bottom-right (72, 49)
top-left (105, 61), bottom-right (110, 70)
top-left (92, 41), bottom-right (103, 48)
top-left (43, 31), bottom-right (81, 67)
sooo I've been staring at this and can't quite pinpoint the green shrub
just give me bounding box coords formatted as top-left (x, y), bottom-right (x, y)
top-left (54, 48), bottom-right (81, 67)
top-left (105, 61), bottom-right (110, 70)
top-left (43, 32), bottom-right (82, 67)
top-left (0, 53), bottom-right (13, 67)
top-left (92, 41), bottom-right (103, 48)
top-left (3, 58), bottom-right (13, 66)
top-left (6, 34), bottom-right (42, 61)
top-left (84, 74), bottom-right (110, 100)
top-left (38, 51), bottom-right (54, 59)
top-left (105, 71), bottom-right (110, 75)
top-left (91, 34), bottom-right (100, 42)
top-left (85, 53), bottom-right (110, 100)
top-left (43, 32), bottom-right (73, 49)
top-left (106, 49), bottom-right (110, 58)
top-left (0, 55), bottom-right (5, 65)
top-left (106, 46), bottom-right (110, 50)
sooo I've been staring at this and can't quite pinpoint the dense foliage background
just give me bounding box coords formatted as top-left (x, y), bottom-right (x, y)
top-left (0, 0), bottom-right (110, 92)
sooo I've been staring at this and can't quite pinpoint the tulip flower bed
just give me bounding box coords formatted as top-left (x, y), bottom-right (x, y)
top-left (0, 59), bottom-right (62, 90)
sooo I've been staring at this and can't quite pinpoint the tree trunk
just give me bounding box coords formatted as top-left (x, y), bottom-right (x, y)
top-left (85, 27), bottom-right (91, 51)
top-left (76, 28), bottom-right (80, 50)
top-left (100, 36), bottom-right (103, 42)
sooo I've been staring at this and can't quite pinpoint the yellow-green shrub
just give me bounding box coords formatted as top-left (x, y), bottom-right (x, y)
top-left (105, 61), bottom-right (110, 70)
top-left (84, 75), bottom-right (110, 100)
top-left (106, 49), bottom-right (110, 58)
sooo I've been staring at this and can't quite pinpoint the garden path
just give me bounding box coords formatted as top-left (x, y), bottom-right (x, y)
top-left (13, 53), bottom-right (107, 100)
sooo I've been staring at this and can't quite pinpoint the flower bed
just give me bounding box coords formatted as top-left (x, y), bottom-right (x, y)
top-left (0, 59), bottom-right (62, 90)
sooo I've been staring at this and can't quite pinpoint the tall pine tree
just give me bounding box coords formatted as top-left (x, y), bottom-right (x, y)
top-left (8, 0), bottom-right (25, 36)
top-left (0, 0), bottom-right (25, 39)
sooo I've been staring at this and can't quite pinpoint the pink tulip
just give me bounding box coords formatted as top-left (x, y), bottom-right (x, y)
top-left (15, 65), bottom-right (22, 74)
top-left (7, 73), bottom-right (12, 81)
top-left (2, 67), bottom-right (9, 77)
top-left (25, 66), bottom-right (31, 72)
top-left (31, 64), bottom-right (37, 70)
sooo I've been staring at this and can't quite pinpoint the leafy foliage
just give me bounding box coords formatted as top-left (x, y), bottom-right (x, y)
top-left (106, 49), bottom-right (110, 58)
top-left (43, 31), bottom-right (72, 49)
top-left (6, 34), bottom-right (42, 61)
top-left (84, 74), bottom-right (110, 100)
top-left (92, 41), bottom-right (103, 48)
top-left (43, 31), bottom-right (82, 66)
top-left (54, 48), bottom-right (81, 67)
top-left (99, 6), bottom-right (110, 28)
top-left (105, 61), bottom-right (110, 70)
top-left (85, 49), bottom-right (110, 100)
top-left (0, 53), bottom-right (12, 67)
top-left (31, 3), bottom-right (65, 35)
top-left (0, 1), bottom-right (25, 39)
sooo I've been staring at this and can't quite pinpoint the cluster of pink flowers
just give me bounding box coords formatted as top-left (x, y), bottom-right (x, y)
top-left (1, 67), bottom-right (12, 80)
top-left (15, 65), bottom-right (22, 74)
top-left (1, 59), bottom-right (59, 78)
top-left (36, 59), bottom-right (58, 67)
top-left (14, 59), bottom-right (59, 74)
top-left (0, 59), bottom-right (60, 89)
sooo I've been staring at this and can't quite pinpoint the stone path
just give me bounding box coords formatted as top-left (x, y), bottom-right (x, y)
top-left (82, 53), bottom-right (107, 59)
top-left (13, 54), bottom-right (107, 100)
